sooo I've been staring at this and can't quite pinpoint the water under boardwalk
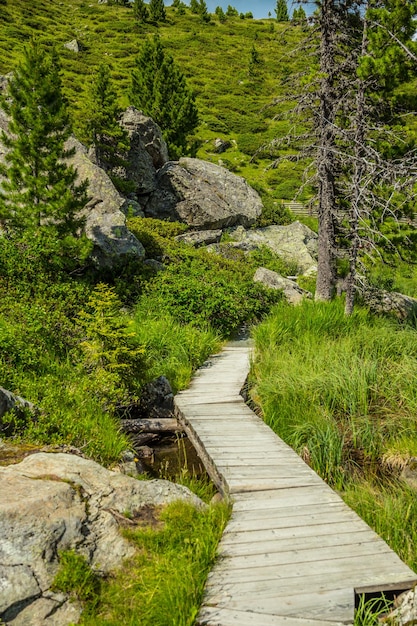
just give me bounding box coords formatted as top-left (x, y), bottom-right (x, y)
top-left (174, 343), bottom-right (417, 625)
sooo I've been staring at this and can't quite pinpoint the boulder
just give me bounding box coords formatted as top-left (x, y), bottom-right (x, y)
top-left (66, 137), bottom-right (145, 268)
top-left (175, 229), bottom-right (223, 247)
top-left (0, 453), bottom-right (204, 625)
top-left (144, 158), bottom-right (262, 229)
top-left (63, 39), bottom-right (80, 53)
top-left (253, 267), bottom-right (312, 305)
top-left (228, 222), bottom-right (318, 274)
top-left (0, 387), bottom-right (36, 421)
top-left (137, 376), bottom-right (174, 420)
top-left (104, 107), bottom-right (168, 197)
top-left (381, 586), bottom-right (417, 625)
top-left (357, 281), bottom-right (417, 320)
top-left (213, 138), bottom-right (231, 154)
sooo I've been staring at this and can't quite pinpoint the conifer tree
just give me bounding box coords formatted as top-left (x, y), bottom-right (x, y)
top-left (81, 64), bottom-right (133, 194)
top-left (0, 40), bottom-right (89, 265)
top-left (130, 35), bottom-right (198, 157)
top-left (215, 5), bottom-right (226, 22)
top-left (190, 0), bottom-right (200, 13)
top-left (149, 0), bottom-right (166, 21)
top-left (133, 0), bottom-right (149, 23)
top-left (198, 0), bottom-right (210, 22)
top-left (275, 0), bottom-right (289, 22)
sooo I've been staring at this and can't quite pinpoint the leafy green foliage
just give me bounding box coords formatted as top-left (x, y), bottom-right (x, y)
top-left (130, 34), bottom-right (198, 158)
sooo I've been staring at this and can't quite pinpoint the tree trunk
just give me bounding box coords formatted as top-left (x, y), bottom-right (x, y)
top-left (315, 0), bottom-right (337, 301)
top-left (345, 15), bottom-right (368, 316)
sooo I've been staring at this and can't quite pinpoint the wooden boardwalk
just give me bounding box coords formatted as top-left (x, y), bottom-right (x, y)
top-left (174, 342), bottom-right (417, 625)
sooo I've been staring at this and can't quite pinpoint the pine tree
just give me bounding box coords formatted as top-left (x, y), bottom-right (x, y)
top-left (0, 40), bottom-right (89, 266)
top-left (190, 0), bottom-right (199, 13)
top-left (149, 0), bottom-right (166, 21)
top-left (81, 64), bottom-right (132, 194)
top-left (133, 0), bottom-right (149, 22)
top-left (275, 0), bottom-right (289, 22)
top-left (130, 35), bottom-right (198, 158)
top-left (198, 0), bottom-right (210, 22)
top-left (215, 5), bottom-right (226, 22)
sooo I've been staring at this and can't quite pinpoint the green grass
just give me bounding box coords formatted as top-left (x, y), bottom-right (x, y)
top-left (79, 499), bottom-right (230, 625)
top-left (251, 298), bottom-right (417, 571)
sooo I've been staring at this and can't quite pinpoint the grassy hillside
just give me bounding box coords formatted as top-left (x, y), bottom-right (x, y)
top-left (0, 0), bottom-right (314, 203)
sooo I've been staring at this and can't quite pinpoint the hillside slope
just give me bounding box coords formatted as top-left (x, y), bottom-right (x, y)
top-left (0, 0), bottom-right (313, 202)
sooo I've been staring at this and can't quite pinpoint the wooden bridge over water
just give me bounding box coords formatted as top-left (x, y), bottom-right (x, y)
top-left (174, 342), bottom-right (417, 625)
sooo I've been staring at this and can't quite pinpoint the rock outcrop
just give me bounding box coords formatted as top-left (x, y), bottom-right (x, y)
top-left (253, 267), bottom-right (312, 305)
top-left (66, 137), bottom-right (145, 268)
top-left (101, 106), bottom-right (169, 198)
top-left (144, 158), bottom-right (262, 229)
top-left (0, 387), bottom-right (36, 421)
top-left (227, 222), bottom-right (318, 275)
top-left (0, 452), bottom-right (203, 625)
top-left (357, 281), bottom-right (417, 320)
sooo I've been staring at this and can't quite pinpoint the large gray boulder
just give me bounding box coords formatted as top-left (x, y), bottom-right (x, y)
top-left (97, 106), bottom-right (168, 198)
top-left (253, 267), bottom-right (312, 305)
top-left (357, 281), bottom-right (417, 320)
top-left (144, 158), bottom-right (263, 229)
top-left (66, 137), bottom-right (145, 268)
top-left (228, 221), bottom-right (318, 275)
top-left (0, 453), bottom-right (204, 625)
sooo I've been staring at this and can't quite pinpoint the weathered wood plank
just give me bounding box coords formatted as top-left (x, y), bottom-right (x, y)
top-left (218, 529), bottom-right (382, 556)
top-left (197, 606), bottom-right (347, 626)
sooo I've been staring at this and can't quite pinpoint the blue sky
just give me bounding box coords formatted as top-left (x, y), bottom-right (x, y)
top-left (164, 0), bottom-right (317, 19)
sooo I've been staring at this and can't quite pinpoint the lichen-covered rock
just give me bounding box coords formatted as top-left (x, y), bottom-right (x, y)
top-left (228, 222), bottom-right (318, 274)
top-left (0, 387), bottom-right (35, 420)
top-left (66, 137), bottom-right (145, 268)
top-left (0, 453), bottom-right (204, 625)
top-left (175, 229), bottom-right (223, 247)
top-left (358, 282), bottom-right (417, 320)
top-left (253, 267), bottom-right (312, 305)
top-left (144, 158), bottom-right (262, 229)
top-left (111, 106), bottom-right (168, 197)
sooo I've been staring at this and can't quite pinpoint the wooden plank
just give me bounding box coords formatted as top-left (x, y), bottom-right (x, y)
top-left (224, 507), bottom-right (362, 533)
top-left (218, 529), bottom-right (381, 556)
top-left (204, 566), bottom-right (414, 602)
top-left (231, 487), bottom-right (342, 511)
top-left (207, 551), bottom-right (409, 586)
top-left (220, 520), bottom-right (372, 545)
top-left (213, 539), bottom-right (397, 572)
top-left (197, 606), bottom-right (347, 626)
top-left (228, 476), bottom-right (327, 493)
top-left (225, 587), bottom-right (354, 622)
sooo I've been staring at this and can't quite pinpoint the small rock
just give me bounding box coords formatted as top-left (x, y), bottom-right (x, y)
top-left (175, 229), bottom-right (223, 247)
top-left (213, 138), bottom-right (231, 154)
top-left (63, 39), bottom-right (80, 53)
top-left (253, 267), bottom-right (312, 305)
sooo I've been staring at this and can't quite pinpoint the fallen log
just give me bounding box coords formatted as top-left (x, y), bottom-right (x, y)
top-left (120, 418), bottom-right (182, 434)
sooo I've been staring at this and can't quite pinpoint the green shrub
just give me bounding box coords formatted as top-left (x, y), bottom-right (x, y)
top-left (139, 252), bottom-right (282, 336)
